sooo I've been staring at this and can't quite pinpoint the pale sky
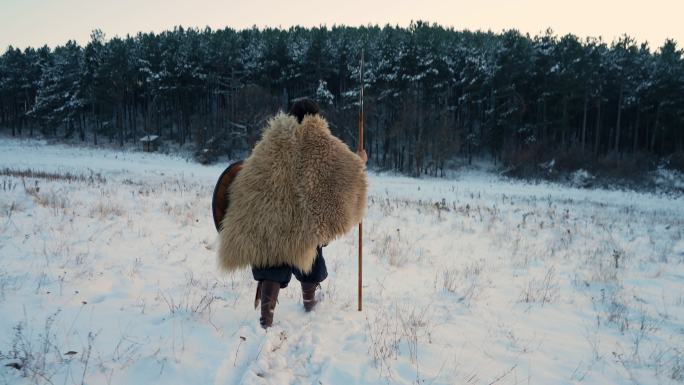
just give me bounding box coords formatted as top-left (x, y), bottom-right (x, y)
top-left (1, 0), bottom-right (682, 50)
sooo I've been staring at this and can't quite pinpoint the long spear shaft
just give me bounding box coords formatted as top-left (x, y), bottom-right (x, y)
top-left (358, 50), bottom-right (364, 312)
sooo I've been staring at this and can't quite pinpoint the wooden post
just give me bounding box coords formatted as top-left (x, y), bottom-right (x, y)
top-left (358, 50), bottom-right (364, 312)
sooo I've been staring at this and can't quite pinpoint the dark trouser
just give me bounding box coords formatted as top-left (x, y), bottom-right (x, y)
top-left (252, 246), bottom-right (328, 288)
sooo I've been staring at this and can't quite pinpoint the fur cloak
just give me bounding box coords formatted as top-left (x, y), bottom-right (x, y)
top-left (217, 112), bottom-right (368, 273)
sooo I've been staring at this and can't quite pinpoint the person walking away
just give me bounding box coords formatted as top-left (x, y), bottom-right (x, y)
top-left (217, 99), bottom-right (368, 328)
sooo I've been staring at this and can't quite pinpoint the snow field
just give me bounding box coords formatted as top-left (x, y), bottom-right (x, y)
top-left (0, 138), bottom-right (683, 384)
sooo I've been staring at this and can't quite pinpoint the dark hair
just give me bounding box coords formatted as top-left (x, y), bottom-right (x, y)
top-left (288, 98), bottom-right (320, 123)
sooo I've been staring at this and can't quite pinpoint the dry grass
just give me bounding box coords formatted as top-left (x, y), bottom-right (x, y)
top-left (25, 187), bottom-right (70, 211)
top-left (156, 272), bottom-right (219, 317)
top-left (0, 200), bottom-right (24, 220)
top-left (1, 168), bottom-right (106, 184)
top-left (439, 259), bottom-right (486, 306)
top-left (365, 303), bottom-right (433, 382)
top-left (371, 230), bottom-right (411, 267)
top-left (89, 202), bottom-right (125, 219)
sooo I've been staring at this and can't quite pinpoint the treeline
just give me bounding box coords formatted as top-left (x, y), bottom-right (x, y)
top-left (1, 22), bottom-right (683, 176)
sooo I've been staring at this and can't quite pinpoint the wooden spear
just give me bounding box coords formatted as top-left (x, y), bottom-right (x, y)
top-left (358, 50), bottom-right (364, 312)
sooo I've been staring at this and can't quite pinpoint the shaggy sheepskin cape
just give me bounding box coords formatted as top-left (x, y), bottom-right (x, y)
top-left (217, 112), bottom-right (368, 273)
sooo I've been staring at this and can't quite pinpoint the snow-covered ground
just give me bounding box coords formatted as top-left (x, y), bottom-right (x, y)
top-left (1, 137), bottom-right (683, 385)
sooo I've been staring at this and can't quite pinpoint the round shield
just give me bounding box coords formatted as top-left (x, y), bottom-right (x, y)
top-left (211, 160), bottom-right (244, 232)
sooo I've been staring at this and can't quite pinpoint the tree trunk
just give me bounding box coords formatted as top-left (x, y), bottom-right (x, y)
top-left (594, 98), bottom-right (601, 156)
top-left (79, 113), bottom-right (85, 141)
top-left (11, 97), bottom-right (17, 137)
top-left (581, 93), bottom-right (588, 151)
top-left (650, 103), bottom-right (661, 153)
top-left (129, 102), bottom-right (136, 143)
top-left (633, 105), bottom-right (640, 154)
top-left (118, 107), bottom-right (124, 147)
top-left (562, 94), bottom-right (569, 148)
top-left (94, 117), bottom-right (99, 146)
top-left (542, 96), bottom-right (548, 144)
top-left (614, 86), bottom-right (623, 154)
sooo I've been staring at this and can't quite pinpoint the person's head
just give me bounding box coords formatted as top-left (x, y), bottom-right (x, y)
top-left (289, 98), bottom-right (320, 123)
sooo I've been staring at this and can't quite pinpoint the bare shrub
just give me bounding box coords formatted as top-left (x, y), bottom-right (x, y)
top-left (373, 196), bottom-right (397, 216)
top-left (1, 177), bottom-right (19, 192)
top-left (518, 266), bottom-right (559, 306)
top-left (577, 228), bottom-right (626, 285)
top-left (365, 307), bottom-right (401, 380)
top-left (649, 346), bottom-right (684, 383)
top-left (1, 200), bottom-right (24, 220)
top-left (596, 152), bottom-right (656, 181)
top-left (0, 310), bottom-right (62, 383)
top-left (398, 305), bottom-right (433, 365)
top-left (111, 332), bottom-right (143, 368)
top-left (441, 268), bottom-right (459, 293)
top-left (605, 296), bottom-right (629, 333)
top-left (597, 288), bottom-right (654, 338)
top-left (670, 350), bottom-right (684, 382)
top-left (161, 201), bottom-right (198, 226)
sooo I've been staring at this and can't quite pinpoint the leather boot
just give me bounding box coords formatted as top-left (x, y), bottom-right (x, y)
top-left (257, 280), bottom-right (280, 328)
top-left (301, 282), bottom-right (320, 312)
